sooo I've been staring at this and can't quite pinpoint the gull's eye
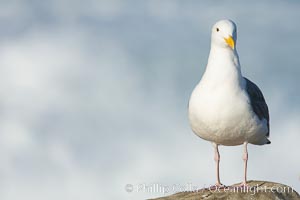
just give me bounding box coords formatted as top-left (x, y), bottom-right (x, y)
top-left (216, 28), bottom-right (219, 32)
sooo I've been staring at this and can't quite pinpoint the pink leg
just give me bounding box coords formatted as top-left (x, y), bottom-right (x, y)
top-left (240, 142), bottom-right (249, 187)
top-left (213, 143), bottom-right (223, 187)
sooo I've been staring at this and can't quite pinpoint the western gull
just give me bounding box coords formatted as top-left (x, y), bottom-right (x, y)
top-left (188, 19), bottom-right (270, 187)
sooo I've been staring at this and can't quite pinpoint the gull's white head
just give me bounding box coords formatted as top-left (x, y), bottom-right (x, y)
top-left (211, 19), bottom-right (237, 50)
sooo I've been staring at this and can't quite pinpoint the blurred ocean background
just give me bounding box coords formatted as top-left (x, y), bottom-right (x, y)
top-left (0, 0), bottom-right (299, 199)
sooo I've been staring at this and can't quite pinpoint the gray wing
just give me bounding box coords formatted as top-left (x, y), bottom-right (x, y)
top-left (244, 77), bottom-right (270, 137)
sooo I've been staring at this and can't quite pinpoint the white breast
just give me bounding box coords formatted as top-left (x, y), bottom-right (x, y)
top-left (188, 80), bottom-right (266, 146)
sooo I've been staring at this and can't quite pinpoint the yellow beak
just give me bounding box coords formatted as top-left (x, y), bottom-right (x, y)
top-left (224, 36), bottom-right (235, 49)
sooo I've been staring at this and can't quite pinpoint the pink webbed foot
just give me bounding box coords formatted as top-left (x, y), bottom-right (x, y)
top-left (208, 183), bottom-right (227, 190)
